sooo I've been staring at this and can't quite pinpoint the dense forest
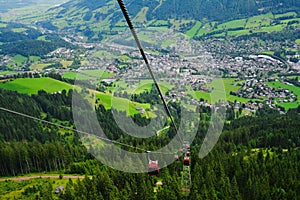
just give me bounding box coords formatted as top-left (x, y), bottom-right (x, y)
top-left (0, 87), bottom-right (300, 199)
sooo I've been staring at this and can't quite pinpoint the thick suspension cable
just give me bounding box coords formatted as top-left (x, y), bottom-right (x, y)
top-left (116, 0), bottom-right (182, 143)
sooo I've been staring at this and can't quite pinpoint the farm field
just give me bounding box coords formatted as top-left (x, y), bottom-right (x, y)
top-left (0, 174), bottom-right (85, 200)
top-left (266, 81), bottom-right (300, 109)
top-left (188, 11), bottom-right (300, 38)
top-left (12, 54), bottom-right (27, 66)
top-left (189, 78), bottom-right (253, 103)
top-left (94, 91), bottom-right (153, 117)
top-left (0, 77), bottom-right (74, 95)
top-left (29, 63), bottom-right (52, 71)
top-left (0, 71), bottom-right (18, 75)
top-left (62, 70), bottom-right (114, 80)
top-left (114, 80), bottom-right (173, 94)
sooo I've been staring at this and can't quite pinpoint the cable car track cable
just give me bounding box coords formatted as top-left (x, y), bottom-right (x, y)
top-left (116, 0), bottom-right (183, 144)
top-left (0, 107), bottom-right (174, 155)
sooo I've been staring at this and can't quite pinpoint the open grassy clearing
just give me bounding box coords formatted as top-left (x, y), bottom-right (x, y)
top-left (95, 91), bottom-right (154, 117)
top-left (188, 78), bottom-right (260, 103)
top-left (62, 70), bottom-right (113, 80)
top-left (62, 72), bottom-right (91, 80)
top-left (0, 71), bottom-right (17, 75)
top-left (192, 11), bottom-right (298, 38)
top-left (0, 77), bottom-right (74, 95)
top-left (0, 23), bottom-right (7, 28)
top-left (296, 39), bottom-right (300, 44)
top-left (92, 50), bottom-right (115, 59)
top-left (29, 56), bottom-right (40, 62)
top-left (161, 39), bottom-right (176, 48)
top-left (266, 81), bottom-right (300, 109)
top-left (11, 28), bottom-right (27, 33)
top-left (29, 63), bottom-right (52, 71)
top-left (266, 81), bottom-right (300, 97)
top-left (114, 80), bottom-right (173, 94)
top-left (61, 61), bottom-right (73, 68)
top-left (133, 7), bottom-right (148, 23)
top-left (0, 174), bottom-right (85, 200)
top-left (253, 24), bottom-right (285, 33)
top-left (274, 11), bottom-right (297, 19)
top-left (151, 20), bottom-right (168, 26)
top-left (186, 21), bottom-right (202, 38)
top-left (216, 19), bottom-right (247, 30)
top-left (12, 55), bottom-right (27, 65)
top-left (227, 29), bottom-right (250, 36)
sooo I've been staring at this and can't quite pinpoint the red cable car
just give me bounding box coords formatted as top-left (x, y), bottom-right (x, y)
top-left (183, 156), bottom-right (190, 166)
top-left (148, 160), bottom-right (159, 175)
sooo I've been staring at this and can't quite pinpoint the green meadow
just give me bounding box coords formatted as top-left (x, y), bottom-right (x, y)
top-left (0, 77), bottom-right (74, 95)
top-left (186, 21), bottom-right (202, 38)
top-left (114, 80), bottom-right (173, 94)
top-left (189, 78), bottom-right (258, 103)
top-left (0, 174), bottom-right (84, 200)
top-left (29, 63), bottom-right (53, 71)
top-left (95, 91), bottom-right (153, 117)
top-left (13, 55), bottom-right (27, 66)
top-left (188, 11), bottom-right (299, 38)
top-left (266, 81), bottom-right (300, 110)
top-left (62, 70), bottom-right (113, 80)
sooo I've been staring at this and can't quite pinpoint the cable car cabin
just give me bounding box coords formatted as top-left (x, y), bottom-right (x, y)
top-left (148, 160), bottom-right (159, 175)
top-left (174, 155), bottom-right (179, 161)
top-left (183, 157), bottom-right (190, 166)
top-left (186, 151), bottom-right (190, 157)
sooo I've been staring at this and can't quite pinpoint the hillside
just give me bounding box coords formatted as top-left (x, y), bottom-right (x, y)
top-left (17, 0), bottom-right (294, 41)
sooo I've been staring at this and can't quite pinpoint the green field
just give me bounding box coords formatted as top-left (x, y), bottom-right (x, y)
top-left (186, 21), bottom-right (202, 38)
top-left (266, 81), bottom-right (300, 109)
top-left (296, 39), bottom-right (300, 44)
top-left (266, 81), bottom-right (300, 97)
top-left (95, 91), bottom-right (153, 117)
top-left (29, 63), bottom-right (52, 71)
top-left (11, 28), bottom-right (27, 33)
top-left (0, 71), bottom-right (18, 75)
top-left (189, 78), bottom-right (258, 103)
top-left (62, 70), bottom-right (113, 80)
top-left (274, 12), bottom-right (297, 19)
top-left (0, 77), bottom-right (74, 95)
top-left (114, 80), bottom-right (173, 94)
top-left (0, 174), bottom-right (85, 200)
top-left (29, 56), bottom-right (41, 62)
top-left (0, 23), bottom-right (7, 28)
top-left (217, 19), bottom-right (246, 30)
top-left (61, 61), bottom-right (73, 68)
top-left (13, 55), bottom-right (27, 66)
top-left (192, 11), bottom-right (298, 38)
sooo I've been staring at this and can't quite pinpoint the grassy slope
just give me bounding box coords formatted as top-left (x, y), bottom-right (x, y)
top-left (0, 77), bottom-right (74, 95)
top-left (188, 11), bottom-right (300, 38)
top-left (189, 78), bottom-right (252, 103)
top-left (266, 81), bottom-right (300, 109)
